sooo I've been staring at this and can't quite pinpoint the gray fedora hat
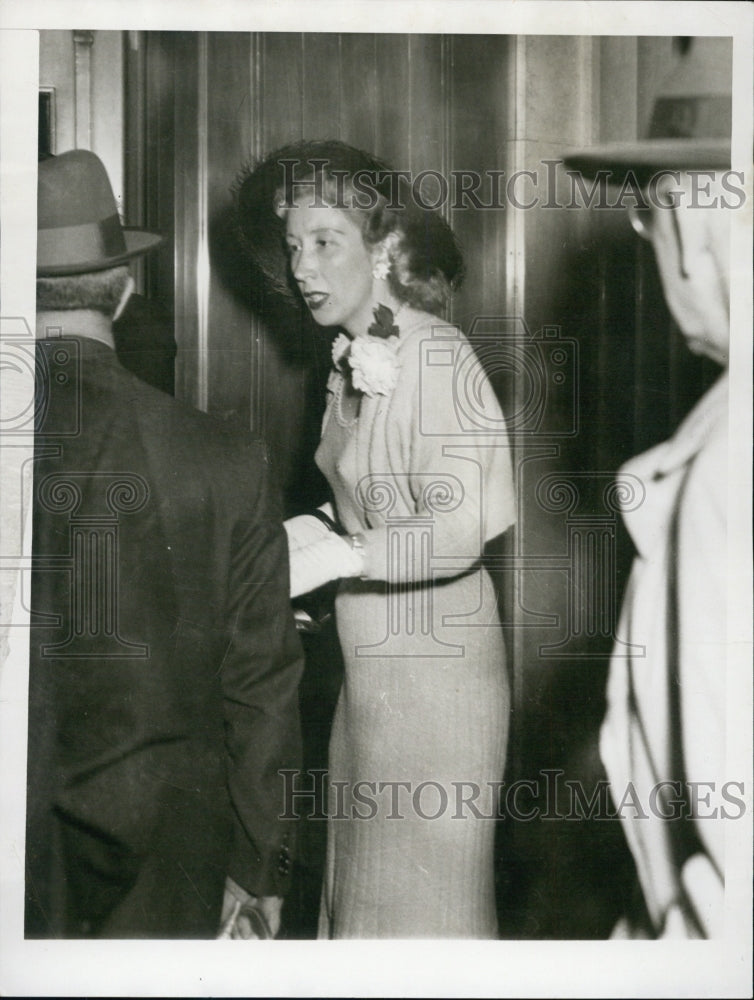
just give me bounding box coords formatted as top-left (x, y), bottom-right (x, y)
top-left (564, 37), bottom-right (731, 184)
top-left (37, 149), bottom-right (163, 276)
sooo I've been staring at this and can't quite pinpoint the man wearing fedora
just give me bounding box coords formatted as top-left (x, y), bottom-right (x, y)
top-left (565, 37), bottom-right (735, 939)
top-left (26, 149), bottom-right (304, 938)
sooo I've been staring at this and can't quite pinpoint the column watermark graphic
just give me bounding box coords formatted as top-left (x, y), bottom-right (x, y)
top-left (35, 471), bottom-right (150, 658)
top-left (533, 472), bottom-right (645, 657)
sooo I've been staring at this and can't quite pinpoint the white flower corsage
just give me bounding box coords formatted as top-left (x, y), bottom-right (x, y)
top-left (331, 333), bottom-right (351, 370)
top-left (330, 305), bottom-right (402, 398)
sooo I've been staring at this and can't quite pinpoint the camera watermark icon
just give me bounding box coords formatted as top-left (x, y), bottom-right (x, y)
top-left (1, 326), bottom-right (81, 437)
top-left (419, 316), bottom-right (578, 438)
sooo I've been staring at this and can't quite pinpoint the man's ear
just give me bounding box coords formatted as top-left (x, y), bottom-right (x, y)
top-left (113, 274), bottom-right (135, 323)
top-left (676, 191), bottom-right (730, 293)
top-left (669, 173), bottom-right (730, 288)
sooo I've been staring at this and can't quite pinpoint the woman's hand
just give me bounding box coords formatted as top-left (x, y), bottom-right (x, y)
top-left (289, 533), bottom-right (365, 598)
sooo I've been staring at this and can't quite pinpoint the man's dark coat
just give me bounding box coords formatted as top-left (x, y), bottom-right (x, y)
top-left (25, 336), bottom-right (303, 938)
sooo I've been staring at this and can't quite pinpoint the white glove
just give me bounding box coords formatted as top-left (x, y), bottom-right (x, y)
top-left (289, 533), bottom-right (365, 598)
top-left (217, 876), bottom-right (282, 939)
top-left (284, 504), bottom-right (337, 552)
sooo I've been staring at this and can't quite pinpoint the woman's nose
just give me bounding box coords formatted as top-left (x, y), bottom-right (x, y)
top-left (292, 245), bottom-right (316, 282)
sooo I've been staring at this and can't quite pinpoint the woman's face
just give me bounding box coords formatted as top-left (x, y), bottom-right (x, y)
top-left (285, 203), bottom-right (376, 335)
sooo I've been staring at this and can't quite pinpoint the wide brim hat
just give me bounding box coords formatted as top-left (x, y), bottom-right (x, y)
top-left (235, 138), bottom-right (463, 300)
top-left (37, 149), bottom-right (163, 276)
top-left (563, 36), bottom-right (732, 184)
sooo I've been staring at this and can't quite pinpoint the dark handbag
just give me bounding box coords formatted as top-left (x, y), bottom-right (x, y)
top-left (292, 580), bottom-right (339, 634)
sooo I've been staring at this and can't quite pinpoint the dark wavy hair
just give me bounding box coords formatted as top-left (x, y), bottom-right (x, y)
top-left (235, 139), bottom-right (464, 314)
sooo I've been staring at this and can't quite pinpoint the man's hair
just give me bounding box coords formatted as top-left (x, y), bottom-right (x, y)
top-left (36, 265), bottom-right (131, 317)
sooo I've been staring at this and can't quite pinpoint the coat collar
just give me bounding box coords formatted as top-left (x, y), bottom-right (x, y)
top-left (622, 371), bottom-right (728, 483)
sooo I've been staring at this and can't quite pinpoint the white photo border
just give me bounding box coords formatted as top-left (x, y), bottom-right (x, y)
top-left (1, 3), bottom-right (751, 997)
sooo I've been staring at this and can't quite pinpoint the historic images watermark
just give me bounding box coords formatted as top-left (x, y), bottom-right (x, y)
top-left (276, 157), bottom-right (747, 212)
top-left (279, 768), bottom-right (747, 823)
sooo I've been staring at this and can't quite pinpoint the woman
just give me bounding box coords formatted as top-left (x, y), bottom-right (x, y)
top-left (237, 141), bottom-right (516, 938)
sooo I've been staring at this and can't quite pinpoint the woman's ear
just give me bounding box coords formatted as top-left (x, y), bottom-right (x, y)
top-left (113, 275), bottom-right (135, 323)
